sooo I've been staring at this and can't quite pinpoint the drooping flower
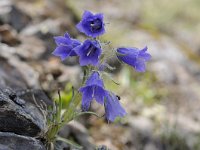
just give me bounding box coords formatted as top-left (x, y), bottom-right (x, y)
top-left (79, 71), bottom-right (106, 111)
top-left (76, 10), bottom-right (105, 38)
top-left (52, 33), bottom-right (81, 60)
top-left (75, 39), bottom-right (102, 66)
top-left (104, 91), bottom-right (126, 122)
top-left (116, 46), bottom-right (151, 72)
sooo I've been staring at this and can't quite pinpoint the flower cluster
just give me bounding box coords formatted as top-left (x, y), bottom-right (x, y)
top-left (52, 10), bottom-right (151, 122)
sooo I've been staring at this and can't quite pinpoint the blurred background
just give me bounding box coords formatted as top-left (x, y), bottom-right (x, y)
top-left (1, 0), bottom-right (200, 149)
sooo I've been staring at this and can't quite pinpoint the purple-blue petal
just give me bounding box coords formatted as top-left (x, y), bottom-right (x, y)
top-left (95, 13), bottom-right (104, 21)
top-left (64, 33), bottom-right (71, 39)
top-left (117, 47), bottom-right (138, 55)
top-left (72, 39), bottom-right (81, 47)
top-left (52, 45), bottom-right (72, 61)
top-left (79, 57), bottom-right (92, 66)
top-left (76, 40), bottom-right (102, 66)
top-left (54, 36), bottom-right (72, 46)
top-left (82, 10), bottom-right (93, 19)
top-left (85, 72), bottom-right (104, 87)
top-left (118, 53), bottom-right (137, 67)
top-left (76, 22), bottom-right (84, 33)
top-left (79, 86), bottom-right (93, 111)
top-left (76, 10), bottom-right (105, 38)
top-left (138, 46), bottom-right (151, 61)
top-left (53, 32), bottom-right (81, 60)
top-left (94, 86), bottom-right (106, 105)
top-left (134, 58), bottom-right (146, 72)
top-left (105, 92), bottom-right (126, 122)
top-left (79, 71), bottom-right (107, 110)
top-left (117, 47), bottom-right (151, 72)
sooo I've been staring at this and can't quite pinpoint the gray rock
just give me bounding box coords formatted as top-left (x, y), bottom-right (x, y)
top-left (58, 121), bottom-right (95, 150)
top-left (0, 132), bottom-right (46, 150)
top-left (0, 0), bottom-right (31, 31)
top-left (144, 142), bottom-right (159, 150)
top-left (0, 0), bottom-right (12, 24)
top-left (129, 116), bottom-right (154, 137)
top-left (21, 19), bottom-right (61, 37)
top-left (0, 44), bottom-right (40, 89)
top-left (16, 36), bottom-right (46, 60)
top-left (0, 55), bottom-right (27, 90)
top-left (0, 87), bottom-right (48, 137)
top-left (0, 46), bottom-right (51, 137)
top-left (21, 19), bottom-right (63, 60)
top-left (150, 61), bottom-right (178, 84)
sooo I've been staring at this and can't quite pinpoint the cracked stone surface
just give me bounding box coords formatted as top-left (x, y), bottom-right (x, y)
top-left (0, 132), bottom-right (46, 150)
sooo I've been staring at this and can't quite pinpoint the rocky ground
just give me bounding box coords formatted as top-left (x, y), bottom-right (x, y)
top-left (0, 0), bottom-right (200, 150)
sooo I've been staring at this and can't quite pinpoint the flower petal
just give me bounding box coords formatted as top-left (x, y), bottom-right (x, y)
top-left (117, 47), bottom-right (138, 56)
top-left (139, 46), bottom-right (148, 53)
top-left (54, 36), bottom-right (72, 46)
top-left (94, 86), bottom-right (106, 105)
top-left (135, 58), bottom-right (146, 72)
top-left (76, 40), bottom-right (101, 66)
top-left (139, 47), bottom-right (151, 61)
top-left (76, 22), bottom-right (84, 33)
top-left (64, 33), bottom-right (71, 39)
top-left (80, 86), bottom-right (93, 111)
top-left (76, 10), bottom-right (105, 37)
top-left (118, 54), bottom-right (137, 67)
top-left (82, 10), bottom-right (93, 19)
top-left (117, 47), bottom-right (151, 72)
top-left (85, 72), bottom-right (104, 87)
top-left (79, 56), bottom-right (91, 66)
top-left (139, 53), bottom-right (151, 61)
top-left (105, 92), bottom-right (126, 122)
top-left (72, 39), bottom-right (81, 47)
top-left (52, 45), bottom-right (72, 60)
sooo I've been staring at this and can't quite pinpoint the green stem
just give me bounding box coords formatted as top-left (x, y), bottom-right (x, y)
top-left (61, 92), bottom-right (81, 126)
top-left (82, 67), bottom-right (88, 85)
top-left (61, 66), bottom-right (90, 126)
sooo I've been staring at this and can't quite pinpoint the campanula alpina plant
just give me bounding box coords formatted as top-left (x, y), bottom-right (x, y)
top-left (47, 10), bottom-right (151, 149)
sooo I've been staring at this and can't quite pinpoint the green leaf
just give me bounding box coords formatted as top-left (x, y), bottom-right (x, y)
top-left (56, 136), bottom-right (83, 149)
top-left (102, 72), bottom-right (120, 85)
top-left (74, 111), bottom-right (101, 119)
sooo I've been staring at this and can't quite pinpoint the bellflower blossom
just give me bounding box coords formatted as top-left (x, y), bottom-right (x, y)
top-left (79, 72), bottom-right (106, 111)
top-left (52, 33), bottom-right (81, 60)
top-left (75, 39), bottom-right (102, 66)
top-left (76, 10), bottom-right (105, 38)
top-left (116, 46), bottom-right (151, 72)
top-left (52, 10), bottom-right (151, 128)
top-left (104, 91), bottom-right (127, 122)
